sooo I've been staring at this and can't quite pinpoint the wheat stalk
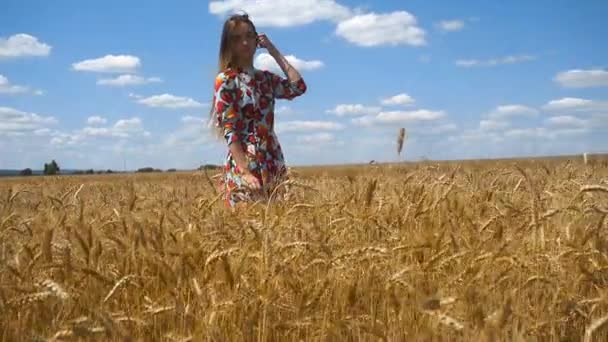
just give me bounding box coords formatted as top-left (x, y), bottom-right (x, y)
top-left (397, 127), bottom-right (406, 156)
top-left (584, 315), bottom-right (608, 342)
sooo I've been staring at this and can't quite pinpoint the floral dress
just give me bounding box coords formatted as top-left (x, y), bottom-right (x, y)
top-left (212, 66), bottom-right (307, 207)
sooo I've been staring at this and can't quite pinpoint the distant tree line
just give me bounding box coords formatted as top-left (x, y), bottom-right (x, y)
top-left (13, 160), bottom-right (223, 177)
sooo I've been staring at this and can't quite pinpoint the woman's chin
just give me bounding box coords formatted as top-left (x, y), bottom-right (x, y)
top-left (240, 49), bottom-right (256, 59)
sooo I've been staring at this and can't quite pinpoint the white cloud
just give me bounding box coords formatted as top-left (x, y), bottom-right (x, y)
top-left (503, 127), bottom-right (588, 139)
top-left (254, 53), bottom-right (324, 74)
top-left (276, 120), bottom-right (344, 133)
top-left (381, 93), bottom-right (415, 106)
top-left (554, 69), bottom-right (608, 88)
top-left (34, 128), bottom-right (52, 136)
top-left (135, 93), bottom-right (205, 109)
top-left (326, 104), bottom-right (380, 116)
top-left (448, 130), bottom-right (504, 144)
top-left (456, 55), bottom-right (536, 67)
top-left (437, 20), bottom-right (465, 32)
top-left (97, 74), bottom-right (162, 86)
top-left (80, 118), bottom-right (147, 139)
top-left (114, 117), bottom-right (145, 134)
top-left (72, 55), bottom-right (141, 73)
top-left (181, 115), bottom-right (205, 124)
top-left (296, 132), bottom-right (336, 144)
top-left (503, 128), bottom-right (547, 139)
top-left (52, 117), bottom-right (149, 146)
top-left (545, 115), bottom-right (588, 128)
top-left (275, 106), bottom-right (294, 115)
top-left (0, 74), bottom-right (43, 95)
top-left (335, 11), bottom-right (426, 47)
top-left (542, 97), bottom-right (608, 112)
top-left (208, 0), bottom-right (352, 27)
top-left (488, 105), bottom-right (538, 119)
top-left (87, 116), bottom-right (107, 125)
top-left (416, 123), bottom-right (459, 135)
top-left (377, 110), bottom-right (445, 122)
top-left (480, 119), bottom-right (510, 131)
top-left (50, 133), bottom-right (81, 146)
top-left (543, 97), bottom-right (593, 111)
top-left (0, 74), bottom-right (27, 94)
top-left (477, 104), bottom-right (539, 134)
top-left (163, 115), bottom-right (211, 148)
top-left (352, 109), bottom-right (445, 126)
top-left (0, 106), bottom-right (57, 135)
top-left (0, 34), bottom-right (51, 59)
top-left (81, 127), bottom-right (112, 137)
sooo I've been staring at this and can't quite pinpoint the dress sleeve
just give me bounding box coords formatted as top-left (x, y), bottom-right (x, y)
top-left (213, 73), bottom-right (240, 145)
top-left (264, 71), bottom-right (307, 100)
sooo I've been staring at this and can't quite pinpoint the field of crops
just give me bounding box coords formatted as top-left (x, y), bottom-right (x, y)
top-left (1, 159), bottom-right (607, 341)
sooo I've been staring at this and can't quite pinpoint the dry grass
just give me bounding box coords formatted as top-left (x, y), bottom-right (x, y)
top-left (1, 158), bottom-right (608, 341)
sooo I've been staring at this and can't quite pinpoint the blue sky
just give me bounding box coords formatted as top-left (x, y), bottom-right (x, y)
top-left (1, 0), bottom-right (607, 170)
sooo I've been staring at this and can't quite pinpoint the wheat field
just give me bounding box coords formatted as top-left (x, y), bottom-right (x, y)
top-left (1, 159), bottom-right (607, 341)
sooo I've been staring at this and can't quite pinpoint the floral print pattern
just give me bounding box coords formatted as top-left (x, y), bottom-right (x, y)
top-left (212, 66), bottom-right (307, 207)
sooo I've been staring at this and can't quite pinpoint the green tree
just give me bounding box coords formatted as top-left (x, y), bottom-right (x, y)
top-left (43, 160), bottom-right (60, 175)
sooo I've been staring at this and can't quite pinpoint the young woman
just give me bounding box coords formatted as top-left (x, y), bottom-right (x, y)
top-left (210, 13), bottom-right (307, 208)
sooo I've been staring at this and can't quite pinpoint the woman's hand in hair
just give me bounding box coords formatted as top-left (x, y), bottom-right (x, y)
top-left (257, 33), bottom-right (277, 54)
top-left (258, 33), bottom-right (303, 82)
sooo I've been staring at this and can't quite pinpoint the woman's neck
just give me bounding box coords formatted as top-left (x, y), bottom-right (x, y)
top-left (231, 58), bottom-right (253, 71)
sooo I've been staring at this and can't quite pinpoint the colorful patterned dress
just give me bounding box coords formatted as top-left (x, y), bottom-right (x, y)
top-left (212, 66), bottom-right (307, 207)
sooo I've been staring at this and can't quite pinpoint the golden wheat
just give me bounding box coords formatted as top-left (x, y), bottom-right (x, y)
top-left (0, 158), bottom-right (607, 340)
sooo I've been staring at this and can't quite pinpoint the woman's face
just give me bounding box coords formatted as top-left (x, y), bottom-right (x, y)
top-left (230, 21), bottom-right (257, 61)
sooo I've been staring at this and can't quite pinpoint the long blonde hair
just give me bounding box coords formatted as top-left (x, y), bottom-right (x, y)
top-left (209, 13), bottom-right (258, 139)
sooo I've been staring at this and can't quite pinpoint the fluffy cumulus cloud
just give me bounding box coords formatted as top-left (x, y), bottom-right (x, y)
top-left (209, 1), bottom-right (427, 48)
top-left (72, 55), bottom-right (141, 73)
top-left (539, 97), bottom-right (608, 132)
top-left (254, 53), bottom-right (324, 74)
top-left (0, 106), bottom-right (57, 136)
top-left (0, 74), bottom-right (43, 95)
top-left (554, 69), bottom-right (608, 88)
top-left (488, 104), bottom-right (538, 119)
top-left (479, 104), bottom-right (539, 132)
top-left (133, 93), bottom-right (206, 109)
top-left (97, 74), bottom-right (162, 87)
top-left (326, 104), bottom-right (380, 116)
top-left (275, 106), bottom-right (294, 116)
top-left (437, 20), bottom-right (465, 32)
top-left (51, 117), bottom-right (149, 146)
top-left (295, 132), bottom-right (336, 144)
top-left (163, 123), bottom-right (209, 148)
top-left (381, 93), bottom-right (415, 106)
top-left (208, 0), bottom-right (352, 27)
top-left (542, 97), bottom-right (608, 113)
top-left (502, 127), bottom-right (588, 139)
top-left (352, 109), bottom-right (445, 126)
top-left (446, 96), bottom-right (607, 159)
top-left (479, 119), bottom-right (510, 131)
top-left (0, 114), bottom-right (219, 170)
top-left (335, 11), bottom-right (426, 47)
top-left (545, 115), bottom-right (589, 129)
top-left (444, 124), bottom-right (591, 162)
top-left (87, 116), bottom-right (108, 125)
top-left (0, 34), bottom-right (51, 59)
top-left (276, 120), bottom-right (344, 133)
top-left (456, 55), bottom-right (536, 67)
top-left (0, 74), bottom-right (28, 94)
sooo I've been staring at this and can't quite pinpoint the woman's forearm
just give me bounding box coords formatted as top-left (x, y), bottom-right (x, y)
top-left (269, 47), bottom-right (302, 82)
